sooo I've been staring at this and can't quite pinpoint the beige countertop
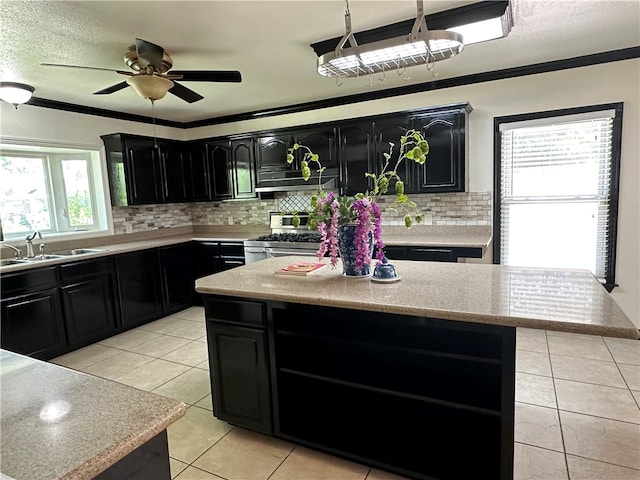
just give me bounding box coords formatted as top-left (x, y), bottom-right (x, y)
top-left (195, 256), bottom-right (638, 339)
top-left (0, 350), bottom-right (185, 480)
top-left (0, 226), bottom-right (491, 273)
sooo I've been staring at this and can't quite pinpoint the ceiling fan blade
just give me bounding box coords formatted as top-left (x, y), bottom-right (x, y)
top-left (41, 63), bottom-right (132, 76)
top-left (93, 82), bottom-right (130, 95)
top-left (136, 38), bottom-right (165, 70)
top-left (171, 70), bottom-right (242, 83)
top-left (169, 81), bottom-right (204, 103)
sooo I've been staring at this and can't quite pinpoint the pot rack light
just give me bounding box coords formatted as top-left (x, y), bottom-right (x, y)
top-left (0, 82), bottom-right (35, 108)
top-left (317, 0), bottom-right (464, 79)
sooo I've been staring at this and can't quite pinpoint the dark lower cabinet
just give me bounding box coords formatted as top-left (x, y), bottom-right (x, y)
top-left (384, 245), bottom-right (482, 262)
top-left (204, 297), bottom-right (272, 434)
top-left (201, 295), bottom-right (515, 480)
top-left (159, 243), bottom-right (194, 314)
top-left (59, 257), bottom-right (120, 349)
top-left (207, 323), bottom-right (271, 433)
top-left (61, 275), bottom-right (119, 349)
top-left (116, 250), bottom-right (164, 329)
top-left (0, 288), bottom-right (67, 359)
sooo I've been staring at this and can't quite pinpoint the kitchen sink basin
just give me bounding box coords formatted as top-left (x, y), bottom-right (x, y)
top-left (0, 259), bottom-right (29, 266)
top-left (22, 254), bottom-right (67, 261)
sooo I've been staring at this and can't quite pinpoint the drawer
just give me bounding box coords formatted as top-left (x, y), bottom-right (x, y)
top-left (219, 242), bottom-right (245, 256)
top-left (116, 248), bottom-right (158, 269)
top-left (204, 297), bottom-right (265, 327)
top-left (0, 266), bottom-right (59, 295)
top-left (409, 248), bottom-right (454, 262)
top-left (60, 257), bottom-right (115, 281)
top-left (158, 242), bottom-right (192, 262)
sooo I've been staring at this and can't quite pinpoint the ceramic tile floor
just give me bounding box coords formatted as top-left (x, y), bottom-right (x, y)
top-left (50, 307), bottom-right (640, 480)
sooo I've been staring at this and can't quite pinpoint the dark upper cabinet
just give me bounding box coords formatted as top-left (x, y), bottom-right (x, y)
top-left (124, 136), bottom-right (163, 205)
top-left (338, 123), bottom-right (374, 196)
top-left (186, 142), bottom-right (212, 202)
top-left (231, 137), bottom-right (257, 199)
top-left (255, 133), bottom-right (294, 172)
top-left (294, 127), bottom-right (338, 170)
top-left (372, 114), bottom-right (413, 193)
top-left (160, 141), bottom-right (189, 203)
top-left (102, 134), bottom-right (186, 206)
top-left (208, 141), bottom-right (234, 200)
top-left (411, 105), bottom-right (469, 193)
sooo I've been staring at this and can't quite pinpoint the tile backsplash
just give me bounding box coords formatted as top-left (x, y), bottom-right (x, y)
top-left (112, 191), bottom-right (491, 234)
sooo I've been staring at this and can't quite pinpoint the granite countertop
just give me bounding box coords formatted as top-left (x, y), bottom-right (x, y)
top-left (0, 350), bottom-right (186, 480)
top-left (195, 256), bottom-right (638, 339)
top-left (381, 225), bottom-right (491, 248)
top-left (0, 226), bottom-right (491, 273)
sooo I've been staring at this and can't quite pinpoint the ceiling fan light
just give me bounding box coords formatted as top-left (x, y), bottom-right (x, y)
top-left (126, 75), bottom-right (174, 100)
top-left (0, 82), bottom-right (35, 107)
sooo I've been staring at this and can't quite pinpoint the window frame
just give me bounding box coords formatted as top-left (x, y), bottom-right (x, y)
top-left (0, 141), bottom-right (112, 241)
top-left (493, 102), bottom-right (623, 291)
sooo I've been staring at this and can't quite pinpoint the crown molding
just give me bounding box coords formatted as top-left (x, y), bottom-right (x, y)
top-left (25, 46), bottom-right (640, 130)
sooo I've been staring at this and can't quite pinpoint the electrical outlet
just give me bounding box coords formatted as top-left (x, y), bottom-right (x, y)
top-left (125, 223), bottom-right (133, 234)
top-left (227, 216), bottom-right (234, 225)
top-left (422, 214), bottom-right (433, 225)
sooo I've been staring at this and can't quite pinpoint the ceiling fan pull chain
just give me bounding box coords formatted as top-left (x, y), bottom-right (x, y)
top-left (151, 100), bottom-right (159, 148)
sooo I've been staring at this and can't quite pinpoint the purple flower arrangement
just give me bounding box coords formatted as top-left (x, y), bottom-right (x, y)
top-left (287, 129), bottom-right (429, 272)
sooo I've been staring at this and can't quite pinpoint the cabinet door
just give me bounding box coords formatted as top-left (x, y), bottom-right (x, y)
top-left (207, 322), bottom-right (272, 434)
top-left (159, 244), bottom-right (194, 314)
top-left (412, 110), bottom-right (465, 192)
top-left (186, 142), bottom-right (211, 201)
top-left (294, 127), bottom-right (338, 170)
top-left (255, 133), bottom-right (294, 172)
top-left (208, 142), bottom-right (233, 200)
top-left (160, 142), bottom-right (188, 202)
top-left (372, 115), bottom-right (413, 193)
top-left (124, 137), bottom-right (163, 204)
top-left (338, 123), bottom-right (374, 196)
top-left (61, 275), bottom-right (119, 348)
top-left (231, 138), bottom-right (256, 199)
top-left (1, 288), bottom-right (67, 359)
top-left (117, 253), bottom-right (163, 329)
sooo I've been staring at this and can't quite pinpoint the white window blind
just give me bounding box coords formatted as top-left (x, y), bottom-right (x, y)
top-left (498, 110), bottom-right (616, 282)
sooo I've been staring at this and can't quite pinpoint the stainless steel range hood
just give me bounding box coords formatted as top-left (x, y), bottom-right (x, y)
top-left (255, 175), bottom-right (337, 193)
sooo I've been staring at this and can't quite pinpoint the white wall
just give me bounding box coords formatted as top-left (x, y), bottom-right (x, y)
top-left (1, 59), bottom-right (638, 326)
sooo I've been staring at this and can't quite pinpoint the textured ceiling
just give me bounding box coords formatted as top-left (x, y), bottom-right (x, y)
top-left (1, 0), bottom-right (638, 123)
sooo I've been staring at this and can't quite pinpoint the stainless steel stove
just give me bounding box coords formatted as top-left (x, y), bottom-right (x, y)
top-left (244, 212), bottom-right (322, 263)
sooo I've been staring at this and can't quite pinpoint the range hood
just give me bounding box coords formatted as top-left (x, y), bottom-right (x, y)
top-left (255, 175), bottom-right (338, 193)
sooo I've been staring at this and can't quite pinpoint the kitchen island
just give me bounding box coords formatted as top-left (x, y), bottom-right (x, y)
top-left (195, 257), bottom-right (637, 480)
top-left (0, 350), bottom-right (185, 480)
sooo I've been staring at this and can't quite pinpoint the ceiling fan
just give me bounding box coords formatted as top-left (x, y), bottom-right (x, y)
top-left (42, 38), bottom-right (242, 104)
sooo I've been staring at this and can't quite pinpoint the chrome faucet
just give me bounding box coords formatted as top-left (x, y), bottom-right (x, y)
top-left (1, 243), bottom-right (22, 259)
top-left (25, 231), bottom-right (42, 258)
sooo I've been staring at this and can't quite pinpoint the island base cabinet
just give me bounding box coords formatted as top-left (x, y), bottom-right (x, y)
top-left (270, 303), bottom-right (515, 480)
top-left (206, 321), bottom-right (272, 434)
top-left (95, 430), bottom-right (171, 480)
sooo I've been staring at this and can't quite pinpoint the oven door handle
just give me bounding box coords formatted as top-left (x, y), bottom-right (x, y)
top-left (265, 248), bottom-right (319, 257)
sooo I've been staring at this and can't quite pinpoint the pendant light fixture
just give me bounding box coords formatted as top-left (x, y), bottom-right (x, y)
top-left (0, 82), bottom-right (35, 108)
top-left (317, 0), bottom-right (463, 79)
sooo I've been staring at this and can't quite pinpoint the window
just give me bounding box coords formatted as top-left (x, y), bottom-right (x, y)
top-left (0, 142), bottom-right (111, 239)
top-left (494, 103), bottom-right (623, 291)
